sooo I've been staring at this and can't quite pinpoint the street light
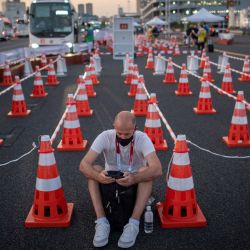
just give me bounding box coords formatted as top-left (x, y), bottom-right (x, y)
top-left (165, 0), bottom-right (170, 33)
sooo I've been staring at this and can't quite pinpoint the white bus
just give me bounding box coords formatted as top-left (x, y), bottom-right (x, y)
top-left (29, 0), bottom-right (77, 49)
top-left (15, 19), bottom-right (29, 37)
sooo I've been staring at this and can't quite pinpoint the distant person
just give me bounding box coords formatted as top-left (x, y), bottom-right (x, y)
top-left (152, 26), bottom-right (160, 39)
top-left (196, 24), bottom-right (207, 51)
top-left (85, 23), bottom-right (94, 53)
top-left (189, 24), bottom-right (198, 47)
top-left (79, 111), bottom-right (162, 248)
top-left (147, 26), bottom-right (154, 42)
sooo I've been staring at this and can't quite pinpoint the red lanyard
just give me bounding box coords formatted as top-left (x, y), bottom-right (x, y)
top-left (115, 138), bottom-right (134, 172)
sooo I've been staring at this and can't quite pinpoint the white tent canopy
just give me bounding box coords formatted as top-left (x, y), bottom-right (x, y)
top-left (133, 21), bottom-right (141, 27)
top-left (186, 8), bottom-right (224, 23)
top-left (146, 17), bottom-right (166, 26)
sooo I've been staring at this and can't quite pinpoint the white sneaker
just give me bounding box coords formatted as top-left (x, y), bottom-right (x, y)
top-left (93, 221), bottom-right (110, 247)
top-left (118, 223), bottom-right (139, 248)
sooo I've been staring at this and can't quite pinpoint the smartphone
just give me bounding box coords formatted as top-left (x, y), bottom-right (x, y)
top-left (106, 170), bottom-right (124, 179)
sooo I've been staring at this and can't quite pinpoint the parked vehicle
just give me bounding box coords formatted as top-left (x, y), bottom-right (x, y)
top-left (0, 17), bottom-right (13, 40)
top-left (15, 19), bottom-right (29, 37)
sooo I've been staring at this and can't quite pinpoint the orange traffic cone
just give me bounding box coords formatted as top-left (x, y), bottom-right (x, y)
top-left (40, 54), bottom-right (48, 69)
top-left (202, 57), bottom-right (214, 82)
top-left (124, 59), bottom-right (134, 85)
top-left (223, 91), bottom-right (250, 147)
top-left (45, 60), bottom-right (60, 86)
top-left (175, 64), bottom-right (192, 96)
top-left (173, 44), bottom-right (181, 56)
top-left (156, 134), bottom-right (207, 228)
top-left (84, 68), bottom-right (96, 97)
top-left (1, 62), bottom-right (13, 86)
top-left (219, 63), bottom-right (236, 94)
top-left (193, 76), bottom-right (216, 114)
top-left (8, 76), bottom-right (31, 117)
top-left (25, 135), bottom-right (74, 228)
top-left (148, 93), bottom-right (158, 104)
top-left (144, 100), bottom-right (168, 151)
top-left (89, 57), bottom-right (100, 84)
top-left (76, 83), bottom-right (93, 116)
top-left (128, 73), bottom-right (138, 97)
top-left (199, 49), bottom-right (206, 68)
top-left (238, 56), bottom-right (250, 81)
top-left (57, 94), bottom-right (88, 151)
top-left (137, 44), bottom-right (144, 57)
top-left (131, 82), bottom-right (148, 116)
top-left (163, 57), bottom-right (177, 84)
top-left (145, 51), bottom-right (154, 69)
top-left (30, 66), bottom-right (48, 98)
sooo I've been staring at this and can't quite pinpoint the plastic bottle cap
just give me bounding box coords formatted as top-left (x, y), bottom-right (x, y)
top-left (146, 206), bottom-right (151, 211)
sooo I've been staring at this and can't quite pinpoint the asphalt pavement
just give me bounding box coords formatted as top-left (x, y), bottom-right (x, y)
top-left (0, 42), bottom-right (250, 250)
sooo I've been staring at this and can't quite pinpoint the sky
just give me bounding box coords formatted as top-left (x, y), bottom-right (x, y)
top-left (21, 0), bottom-right (136, 17)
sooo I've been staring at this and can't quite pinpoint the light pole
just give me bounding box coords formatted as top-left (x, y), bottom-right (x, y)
top-left (165, 0), bottom-right (170, 33)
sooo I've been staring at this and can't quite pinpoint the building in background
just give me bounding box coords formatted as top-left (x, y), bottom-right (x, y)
top-left (78, 4), bottom-right (85, 16)
top-left (140, 0), bottom-right (249, 27)
top-left (1, 0), bottom-right (26, 24)
top-left (86, 3), bottom-right (93, 16)
top-left (136, 0), bottom-right (151, 15)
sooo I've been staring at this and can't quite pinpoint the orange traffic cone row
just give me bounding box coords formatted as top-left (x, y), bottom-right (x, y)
top-left (199, 49), bottom-right (206, 68)
top-left (128, 73), bottom-right (138, 97)
top-left (193, 76), bottom-right (216, 114)
top-left (202, 57), bottom-right (214, 82)
top-left (1, 62), bottom-right (13, 86)
top-left (30, 66), bottom-right (48, 98)
top-left (238, 56), bottom-right (250, 81)
top-left (124, 59), bottom-right (134, 85)
top-left (89, 57), bottom-right (100, 84)
top-left (131, 82), bottom-right (148, 116)
top-left (45, 60), bottom-right (60, 86)
top-left (163, 57), bottom-right (177, 84)
top-left (175, 64), bottom-right (192, 96)
top-left (76, 83), bottom-right (93, 116)
top-left (57, 94), bottom-right (87, 151)
top-left (144, 99), bottom-right (168, 151)
top-left (40, 54), bottom-right (48, 68)
top-left (84, 68), bottom-right (96, 97)
top-left (156, 134), bottom-right (207, 228)
top-left (25, 135), bottom-right (74, 228)
top-left (137, 44), bottom-right (144, 57)
top-left (223, 91), bottom-right (250, 147)
top-left (219, 63), bottom-right (235, 94)
top-left (145, 51), bottom-right (154, 69)
top-left (8, 76), bottom-right (31, 117)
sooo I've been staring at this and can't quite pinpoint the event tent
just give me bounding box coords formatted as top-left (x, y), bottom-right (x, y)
top-left (146, 17), bottom-right (166, 26)
top-left (185, 8), bottom-right (224, 23)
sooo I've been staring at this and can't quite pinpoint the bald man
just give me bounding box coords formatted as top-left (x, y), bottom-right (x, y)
top-left (80, 111), bottom-right (162, 248)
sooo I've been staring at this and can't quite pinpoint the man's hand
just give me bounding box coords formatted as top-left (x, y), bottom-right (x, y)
top-left (116, 172), bottom-right (135, 187)
top-left (97, 170), bottom-right (116, 184)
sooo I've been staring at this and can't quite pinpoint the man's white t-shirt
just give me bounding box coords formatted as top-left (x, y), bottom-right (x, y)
top-left (91, 129), bottom-right (155, 172)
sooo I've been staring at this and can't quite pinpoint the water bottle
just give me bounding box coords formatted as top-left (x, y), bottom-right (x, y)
top-left (144, 205), bottom-right (153, 234)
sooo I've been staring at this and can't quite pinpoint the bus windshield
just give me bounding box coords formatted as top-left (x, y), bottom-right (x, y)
top-left (30, 2), bottom-right (72, 37)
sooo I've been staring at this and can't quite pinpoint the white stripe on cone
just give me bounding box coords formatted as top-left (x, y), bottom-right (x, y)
top-left (64, 119), bottom-right (80, 129)
top-left (135, 94), bottom-right (147, 100)
top-left (173, 152), bottom-right (190, 165)
top-left (13, 94), bottom-right (25, 101)
top-left (168, 176), bottom-right (194, 191)
top-left (38, 152), bottom-right (56, 166)
top-left (231, 116), bottom-right (248, 125)
top-left (36, 176), bottom-right (62, 192)
top-left (76, 95), bottom-right (88, 101)
top-left (145, 119), bottom-right (161, 128)
top-left (199, 92), bottom-right (211, 98)
top-left (68, 105), bottom-right (77, 113)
